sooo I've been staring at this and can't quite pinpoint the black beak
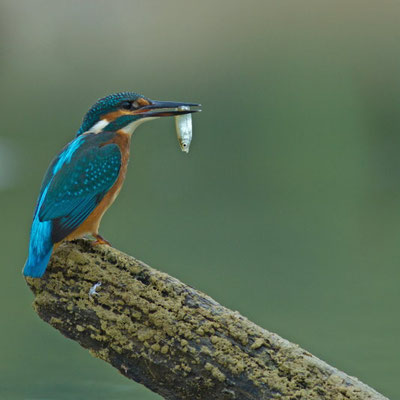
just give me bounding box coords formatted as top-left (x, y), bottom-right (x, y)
top-left (139, 100), bottom-right (201, 118)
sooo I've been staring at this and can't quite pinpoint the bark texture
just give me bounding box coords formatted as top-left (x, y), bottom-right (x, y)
top-left (25, 240), bottom-right (388, 400)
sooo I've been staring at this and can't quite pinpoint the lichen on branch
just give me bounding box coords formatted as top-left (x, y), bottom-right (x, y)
top-left (25, 240), bottom-right (388, 400)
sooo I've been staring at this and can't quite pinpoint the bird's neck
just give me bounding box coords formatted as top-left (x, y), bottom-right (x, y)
top-left (115, 118), bottom-right (154, 135)
top-left (114, 130), bottom-right (132, 148)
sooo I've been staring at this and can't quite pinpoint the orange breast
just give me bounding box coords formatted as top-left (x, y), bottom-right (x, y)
top-left (63, 132), bottom-right (131, 242)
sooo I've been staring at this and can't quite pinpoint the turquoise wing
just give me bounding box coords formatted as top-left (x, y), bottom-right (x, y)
top-left (38, 141), bottom-right (121, 242)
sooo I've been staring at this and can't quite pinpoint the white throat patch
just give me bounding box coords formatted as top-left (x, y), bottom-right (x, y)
top-left (120, 117), bottom-right (159, 135)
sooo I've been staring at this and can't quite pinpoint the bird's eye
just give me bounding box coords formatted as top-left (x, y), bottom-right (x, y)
top-left (120, 101), bottom-right (132, 110)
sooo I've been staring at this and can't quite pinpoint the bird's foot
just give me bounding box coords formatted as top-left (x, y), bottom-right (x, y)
top-left (92, 234), bottom-right (111, 246)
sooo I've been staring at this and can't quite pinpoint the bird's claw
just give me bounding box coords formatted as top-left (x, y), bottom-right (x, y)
top-left (92, 234), bottom-right (111, 246)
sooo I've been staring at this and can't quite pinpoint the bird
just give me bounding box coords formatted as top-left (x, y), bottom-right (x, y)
top-left (23, 91), bottom-right (200, 278)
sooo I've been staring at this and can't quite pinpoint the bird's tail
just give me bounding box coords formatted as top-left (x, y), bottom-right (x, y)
top-left (23, 216), bottom-right (54, 278)
top-left (23, 246), bottom-right (53, 278)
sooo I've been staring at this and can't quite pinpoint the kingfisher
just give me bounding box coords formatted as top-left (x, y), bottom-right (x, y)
top-left (24, 92), bottom-right (200, 278)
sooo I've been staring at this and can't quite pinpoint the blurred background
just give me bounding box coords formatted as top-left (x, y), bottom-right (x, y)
top-left (1, 0), bottom-right (399, 399)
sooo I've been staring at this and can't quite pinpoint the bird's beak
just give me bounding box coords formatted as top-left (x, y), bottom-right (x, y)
top-left (137, 100), bottom-right (201, 118)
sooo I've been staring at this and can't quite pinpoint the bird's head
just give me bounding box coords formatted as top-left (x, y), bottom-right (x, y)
top-left (77, 91), bottom-right (200, 136)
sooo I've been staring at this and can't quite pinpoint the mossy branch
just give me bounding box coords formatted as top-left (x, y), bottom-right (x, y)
top-left (25, 240), bottom-right (387, 400)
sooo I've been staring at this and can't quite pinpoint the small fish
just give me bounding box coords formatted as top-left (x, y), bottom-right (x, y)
top-left (175, 106), bottom-right (192, 153)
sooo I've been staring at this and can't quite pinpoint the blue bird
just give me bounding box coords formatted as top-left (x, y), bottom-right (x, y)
top-left (24, 92), bottom-right (200, 278)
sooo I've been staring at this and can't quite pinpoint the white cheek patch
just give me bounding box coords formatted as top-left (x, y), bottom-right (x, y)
top-left (89, 119), bottom-right (109, 133)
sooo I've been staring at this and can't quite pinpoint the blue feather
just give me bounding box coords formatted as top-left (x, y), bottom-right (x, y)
top-left (23, 186), bottom-right (54, 278)
top-left (24, 132), bottom-right (121, 278)
top-left (52, 134), bottom-right (86, 174)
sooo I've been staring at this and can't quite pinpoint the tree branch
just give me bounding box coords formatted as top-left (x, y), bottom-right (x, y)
top-left (25, 240), bottom-right (388, 400)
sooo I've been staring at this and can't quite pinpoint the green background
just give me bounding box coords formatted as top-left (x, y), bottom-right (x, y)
top-left (1, 1), bottom-right (399, 399)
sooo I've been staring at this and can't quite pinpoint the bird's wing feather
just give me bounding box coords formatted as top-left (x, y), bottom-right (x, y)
top-left (38, 139), bottom-right (121, 241)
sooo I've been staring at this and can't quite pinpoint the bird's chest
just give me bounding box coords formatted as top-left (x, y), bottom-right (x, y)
top-left (83, 133), bottom-right (131, 231)
top-left (100, 133), bottom-right (131, 209)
